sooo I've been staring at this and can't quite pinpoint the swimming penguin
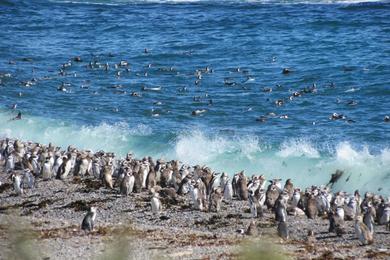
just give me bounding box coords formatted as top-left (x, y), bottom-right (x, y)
top-left (151, 191), bottom-right (161, 214)
top-left (81, 207), bottom-right (97, 232)
top-left (355, 215), bottom-right (373, 245)
top-left (12, 173), bottom-right (23, 196)
top-left (384, 116), bottom-right (390, 122)
top-left (191, 109), bottom-right (207, 116)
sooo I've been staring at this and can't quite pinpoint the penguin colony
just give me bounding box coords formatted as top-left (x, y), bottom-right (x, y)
top-left (2, 54), bottom-right (390, 124)
top-left (1, 138), bottom-right (389, 245)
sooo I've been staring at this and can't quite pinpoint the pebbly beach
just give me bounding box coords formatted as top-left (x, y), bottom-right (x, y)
top-left (0, 138), bottom-right (389, 259)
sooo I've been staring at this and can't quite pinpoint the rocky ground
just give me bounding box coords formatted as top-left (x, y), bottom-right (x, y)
top-left (0, 170), bottom-right (389, 260)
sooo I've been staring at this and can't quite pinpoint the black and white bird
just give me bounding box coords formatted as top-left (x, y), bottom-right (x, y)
top-left (81, 207), bottom-right (97, 231)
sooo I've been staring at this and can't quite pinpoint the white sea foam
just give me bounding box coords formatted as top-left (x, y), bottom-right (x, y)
top-left (1, 112), bottom-right (389, 194)
top-left (277, 139), bottom-right (320, 158)
top-left (174, 130), bottom-right (262, 165)
top-left (0, 112), bottom-right (152, 155)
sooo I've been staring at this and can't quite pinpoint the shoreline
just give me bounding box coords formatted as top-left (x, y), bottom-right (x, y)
top-left (0, 138), bottom-right (390, 259)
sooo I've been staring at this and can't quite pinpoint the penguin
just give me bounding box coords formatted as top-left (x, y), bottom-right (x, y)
top-left (57, 156), bottom-right (71, 179)
top-left (191, 179), bottom-right (206, 211)
top-left (141, 160), bottom-right (151, 188)
top-left (103, 165), bottom-right (114, 189)
top-left (245, 220), bottom-right (258, 236)
top-left (146, 168), bottom-right (157, 190)
top-left (283, 179), bottom-right (294, 198)
top-left (177, 175), bottom-right (191, 195)
top-left (151, 192), bottom-right (161, 214)
top-left (345, 196), bottom-right (358, 221)
top-left (52, 154), bottom-right (63, 177)
top-left (31, 155), bottom-right (40, 176)
top-left (237, 171), bottom-right (248, 200)
top-left (81, 207), bottom-right (97, 231)
top-left (208, 187), bottom-right (223, 213)
top-left (120, 172), bottom-right (133, 195)
top-left (12, 174), bottom-right (23, 195)
top-left (379, 203), bottom-right (390, 225)
top-left (306, 194), bottom-right (318, 219)
top-left (275, 193), bottom-right (288, 222)
top-left (23, 170), bottom-right (35, 189)
top-left (363, 203), bottom-right (375, 235)
top-left (5, 154), bottom-right (15, 173)
top-left (306, 230), bottom-right (316, 245)
top-left (91, 159), bottom-right (101, 179)
top-left (231, 173), bottom-right (239, 197)
top-left (292, 188), bottom-right (301, 206)
top-left (355, 215), bottom-right (373, 245)
top-left (328, 210), bottom-right (345, 237)
top-left (133, 166), bottom-right (143, 193)
top-left (41, 157), bottom-right (52, 180)
top-left (266, 181), bottom-right (280, 210)
top-left (223, 178), bottom-right (233, 202)
top-left (249, 192), bottom-right (257, 218)
top-left (277, 221), bottom-right (289, 240)
top-left (76, 154), bottom-right (89, 176)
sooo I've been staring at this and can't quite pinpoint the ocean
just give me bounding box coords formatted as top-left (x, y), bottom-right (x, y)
top-left (0, 0), bottom-right (389, 194)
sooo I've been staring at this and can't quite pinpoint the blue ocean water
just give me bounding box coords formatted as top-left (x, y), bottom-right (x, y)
top-left (0, 0), bottom-right (389, 193)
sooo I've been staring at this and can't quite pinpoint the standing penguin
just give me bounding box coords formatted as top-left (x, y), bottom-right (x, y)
top-left (208, 187), bottom-right (223, 213)
top-left (23, 170), bottom-right (35, 189)
top-left (103, 165), bottom-right (114, 189)
top-left (355, 215), bottom-right (373, 245)
top-left (306, 194), bottom-right (318, 219)
top-left (120, 172), bottom-right (134, 195)
top-left (41, 157), bottom-right (52, 180)
top-left (379, 203), bottom-right (390, 225)
top-left (146, 168), bottom-right (157, 190)
top-left (5, 154), bottom-right (15, 173)
top-left (245, 220), bottom-right (258, 236)
top-left (81, 207), bottom-right (97, 231)
top-left (363, 202), bottom-right (376, 235)
top-left (151, 192), bottom-right (161, 214)
top-left (237, 171), bottom-right (248, 200)
top-left (57, 156), bottom-right (71, 179)
top-left (12, 174), bottom-right (23, 196)
top-left (223, 178), bottom-right (233, 202)
top-left (277, 221), bottom-right (289, 240)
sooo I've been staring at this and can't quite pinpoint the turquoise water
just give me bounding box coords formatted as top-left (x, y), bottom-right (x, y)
top-left (0, 0), bottom-right (389, 193)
